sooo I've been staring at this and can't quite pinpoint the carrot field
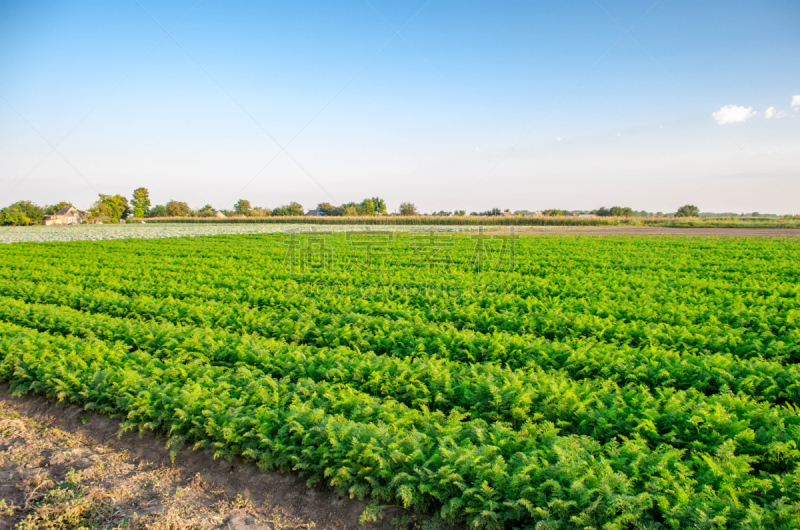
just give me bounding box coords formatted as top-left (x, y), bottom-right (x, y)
top-left (1, 231), bottom-right (800, 529)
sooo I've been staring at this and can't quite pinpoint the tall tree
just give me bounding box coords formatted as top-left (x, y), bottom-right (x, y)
top-left (165, 200), bottom-right (191, 217)
top-left (234, 199), bottom-right (252, 215)
top-left (675, 204), bottom-right (700, 217)
top-left (399, 202), bottom-right (418, 216)
top-left (370, 197), bottom-right (387, 215)
top-left (131, 188), bottom-right (151, 218)
top-left (89, 194), bottom-right (130, 220)
top-left (359, 199), bottom-right (376, 215)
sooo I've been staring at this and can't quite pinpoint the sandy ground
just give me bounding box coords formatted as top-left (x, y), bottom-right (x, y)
top-left (505, 227), bottom-right (800, 237)
top-left (0, 385), bottom-right (413, 530)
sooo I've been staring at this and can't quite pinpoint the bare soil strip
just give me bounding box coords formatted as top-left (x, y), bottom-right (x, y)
top-left (0, 385), bottom-right (406, 530)
top-left (508, 227), bottom-right (800, 237)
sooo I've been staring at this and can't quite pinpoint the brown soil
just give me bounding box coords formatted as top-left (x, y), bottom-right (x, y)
top-left (0, 384), bottom-right (409, 530)
top-left (506, 227), bottom-right (800, 237)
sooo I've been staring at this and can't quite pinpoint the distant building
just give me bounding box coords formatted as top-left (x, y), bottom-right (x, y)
top-left (42, 206), bottom-right (81, 226)
top-left (214, 211), bottom-right (226, 218)
top-left (88, 216), bottom-right (111, 224)
top-left (578, 214), bottom-right (596, 218)
top-left (305, 209), bottom-right (323, 216)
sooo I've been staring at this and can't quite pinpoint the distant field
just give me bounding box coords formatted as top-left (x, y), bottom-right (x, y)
top-left (143, 214), bottom-right (800, 228)
top-left (2, 233), bottom-right (800, 528)
top-left (0, 223), bottom-right (484, 244)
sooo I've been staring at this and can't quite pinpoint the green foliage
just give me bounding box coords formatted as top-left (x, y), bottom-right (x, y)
top-left (43, 202), bottom-right (74, 215)
top-left (195, 204), bottom-right (216, 217)
top-left (89, 194), bottom-right (130, 220)
top-left (317, 202), bottom-right (342, 216)
top-left (165, 200), bottom-right (191, 217)
top-left (359, 199), bottom-right (375, 215)
top-left (676, 204), bottom-right (701, 217)
top-left (594, 206), bottom-right (633, 217)
top-left (131, 188), bottom-right (151, 218)
top-left (234, 199), bottom-right (252, 215)
top-left (399, 202), bottom-right (418, 216)
top-left (316, 198), bottom-right (387, 217)
top-left (0, 201), bottom-right (45, 225)
top-left (371, 197), bottom-right (387, 215)
top-left (272, 202), bottom-right (304, 216)
top-left (2, 234), bottom-right (800, 528)
top-left (148, 204), bottom-right (167, 218)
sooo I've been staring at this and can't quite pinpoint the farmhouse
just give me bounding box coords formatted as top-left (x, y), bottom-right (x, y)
top-left (42, 206), bottom-right (81, 225)
top-left (305, 209), bottom-right (323, 216)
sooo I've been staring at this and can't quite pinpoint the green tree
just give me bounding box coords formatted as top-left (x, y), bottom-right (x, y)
top-left (609, 206), bottom-right (633, 217)
top-left (272, 202), bottom-right (304, 216)
top-left (317, 202), bottom-right (342, 216)
top-left (370, 197), bottom-right (387, 215)
top-left (676, 204), bottom-right (700, 217)
top-left (44, 202), bottom-right (74, 215)
top-left (454, 210), bottom-right (466, 216)
top-left (165, 201), bottom-right (191, 217)
top-left (593, 207), bottom-right (611, 217)
top-left (89, 194), bottom-right (130, 220)
top-left (234, 199), bottom-right (252, 215)
top-left (359, 199), bottom-right (376, 215)
top-left (148, 205), bottom-right (167, 218)
top-left (399, 202), bottom-right (418, 216)
top-left (342, 205), bottom-right (359, 216)
top-left (247, 206), bottom-right (270, 217)
top-left (0, 201), bottom-right (44, 225)
top-left (195, 204), bottom-right (216, 217)
top-left (131, 188), bottom-right (151, 218)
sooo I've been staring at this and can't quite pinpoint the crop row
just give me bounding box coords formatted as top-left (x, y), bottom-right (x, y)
top-left (4, 252), bottom-right (798, 360)
top-left (4, 295), bottom-right (800, 476)
top-left (5, 279), bottom-right (800, 409)
top-left (2, 320), bottom-right (799, 528)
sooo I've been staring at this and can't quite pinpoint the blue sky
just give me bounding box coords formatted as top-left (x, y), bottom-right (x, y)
top-left (1, 0), bottom-right (798, 213)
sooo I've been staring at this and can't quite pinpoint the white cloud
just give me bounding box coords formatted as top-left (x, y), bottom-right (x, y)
top-left (792, 95), bottom-right (800, 107)
top-left (555, 136), bottom-right (562, 142)
top-left (765, 106), bottom-right (787, 119)
top-left (712, 105), bottom-right (756, 125)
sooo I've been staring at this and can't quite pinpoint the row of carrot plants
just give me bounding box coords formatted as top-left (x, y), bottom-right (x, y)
top-left (4, 278), bottom-right (800, 407)
top-left (2, 295), bottom-right (800, 475)
top-left (3, 244), bottom-right (797, 359)
top-left (1, 320), bottom-right (798, 528)
top-left (2, 233), bottom-right (800, 528)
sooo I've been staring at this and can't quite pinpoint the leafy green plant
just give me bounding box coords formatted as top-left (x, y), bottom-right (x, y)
top-left (1, 233), bottom-right (800, 528)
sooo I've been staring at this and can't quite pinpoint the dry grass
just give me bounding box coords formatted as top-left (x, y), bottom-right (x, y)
top-left (0, 402), bottom-right (314, 529)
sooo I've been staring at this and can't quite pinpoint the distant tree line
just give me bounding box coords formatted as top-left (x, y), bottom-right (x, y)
top-left (0, 190), bottom-right (718, 226)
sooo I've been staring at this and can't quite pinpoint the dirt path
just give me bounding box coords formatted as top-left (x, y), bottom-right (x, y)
top-left (0, 385), bottom-right (408, 530)
top-left (502, 227), bottom-right (800, 237)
